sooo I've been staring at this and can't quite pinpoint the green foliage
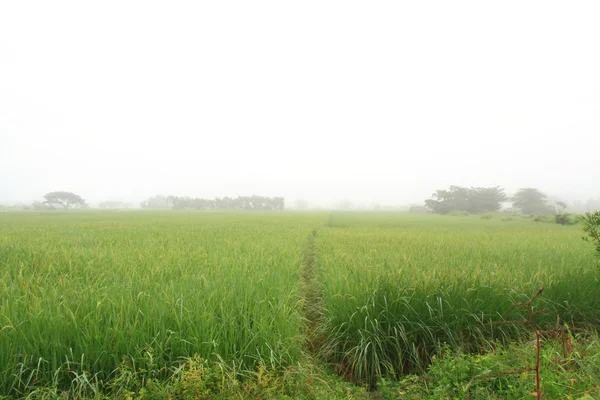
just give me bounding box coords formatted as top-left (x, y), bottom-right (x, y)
top-left (582, 211), bottom-right (600, 263)
top-left (408, 205), bottom-right (429, 213)
top-left (1, 211), bottom-right (599, 398)
top-left (480, 213), bottom-right (493, 220)
top-left (384, 338), bottom-right (600, 399)
top-left (425, 186), bottom-right (507, 215)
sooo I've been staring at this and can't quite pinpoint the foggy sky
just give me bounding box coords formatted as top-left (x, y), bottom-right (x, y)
top-left (1, 1), bottom-right (599, 207)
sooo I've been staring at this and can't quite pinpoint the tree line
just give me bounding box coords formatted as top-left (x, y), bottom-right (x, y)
top-left (424, 186), bottom-right (558, 215)
top-left (141, 194), bottom-right (285, 211)
top-left (7, 190), bottom-right (599, 214)
top-left (15, 192), bottom-right (284, 211)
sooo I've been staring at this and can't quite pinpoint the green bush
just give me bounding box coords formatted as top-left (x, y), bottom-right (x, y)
top-left (582, 211), bottom-right (600, 264)
top-left (384, 338), bottom-right (600, 400)
top-left (480, 213), bottom-right (493, 220)
top-left (554, 212), bottom-right (577, 226)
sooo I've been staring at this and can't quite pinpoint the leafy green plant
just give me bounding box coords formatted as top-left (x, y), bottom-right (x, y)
top-left (582, 211), bottom-right (600, 263)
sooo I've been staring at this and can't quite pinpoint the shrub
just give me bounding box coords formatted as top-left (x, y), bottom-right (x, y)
top-left (480, 213), bottom-right (492, 220)
top-left (554, 212), bottom-right (577, 226)
top-left (582, 211), bottom-right (600, 263)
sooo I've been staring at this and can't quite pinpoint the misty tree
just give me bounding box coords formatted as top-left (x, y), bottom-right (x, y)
top-left (140, 195), bottom-right (170, 209)
top-left (468, 187), bottom-right (508, 213)
top-left (156, 195), bottom-right (285, 211)
top-left (425, 186), bottom-right (470, 214)
top-left (424, 186), bottom-right (507, 214)
top-left (43, 191), bottom-right (87, 209)
top-left (511, 188), bottom-right (552, 215)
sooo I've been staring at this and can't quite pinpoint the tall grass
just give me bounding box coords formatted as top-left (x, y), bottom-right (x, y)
top-left (3, 210), bottom-right (599, 395)
top-left (317, 212), bottom-right (600, 386)
top-left (0, 211), bottom-right (325, 396)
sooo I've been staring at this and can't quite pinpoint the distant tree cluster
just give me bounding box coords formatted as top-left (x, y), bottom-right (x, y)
top-left (424, 186), bottom-right (561, 215)
top-left (141, 195), bottom-right (285, 211)
top-left (424, 186), bottom-right (508, 214)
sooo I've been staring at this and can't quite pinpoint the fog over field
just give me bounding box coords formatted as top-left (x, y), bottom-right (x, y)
top-left (1, 1), bottom-right (599, 207)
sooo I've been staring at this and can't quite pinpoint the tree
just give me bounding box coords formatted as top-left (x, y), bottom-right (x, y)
top-left (424, 186), bottom-right (507, 214)
top-left (425, 186), bottom-right (470, 214)
top-left (43, 191), bottom-right (87, 209)
top-left (511, 188), bottom-right (552, 215)
top-left (467, 186), bottom-right (508, 213)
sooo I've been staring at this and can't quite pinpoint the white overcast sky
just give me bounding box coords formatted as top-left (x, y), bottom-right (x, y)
top-left (1, 1), bottom-right (599, 206)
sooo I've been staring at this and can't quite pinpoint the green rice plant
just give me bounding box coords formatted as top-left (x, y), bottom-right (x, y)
top-left (317, 212), bottom-right (600, 387)
top-left (0, 211), bottom-right (326, 397)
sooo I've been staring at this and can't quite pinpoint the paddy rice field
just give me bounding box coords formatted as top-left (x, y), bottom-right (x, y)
top-left (0, 211), bottom-right (598, 397)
